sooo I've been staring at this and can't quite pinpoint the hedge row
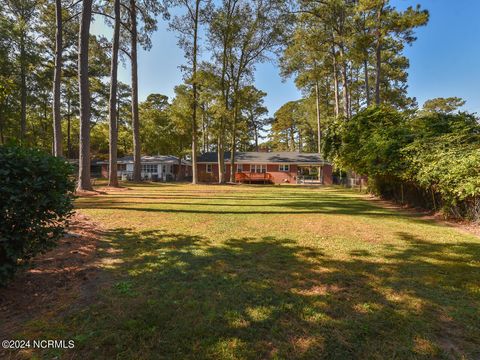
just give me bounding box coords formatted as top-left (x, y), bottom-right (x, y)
top-left (324, 106), bottom-right (480, 221)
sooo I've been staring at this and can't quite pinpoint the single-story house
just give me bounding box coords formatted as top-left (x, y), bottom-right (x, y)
top-left (197, 152), bottom-right (333, 184)
top-left (99, 155), bottom-right (191, 181)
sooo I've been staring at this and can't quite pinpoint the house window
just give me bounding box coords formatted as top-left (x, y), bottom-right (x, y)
top-left (237, 164), bottom-right (243, 172)
top-left (251, 164), bottom-right (266, 173)
top-left (279, 164), bottom-right (290, 172)
top-left (162, 165), bottom-right (166, 173)
top-left (118, 164), bottom-right (126, 171)
top-left (206, 164), bottom-right (213, 173)
top-left (142, 164), bottom-right (157, 173)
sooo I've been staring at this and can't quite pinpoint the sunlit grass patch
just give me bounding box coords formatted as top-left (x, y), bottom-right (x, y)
top-left (13, 183), bottom-right (480, 359)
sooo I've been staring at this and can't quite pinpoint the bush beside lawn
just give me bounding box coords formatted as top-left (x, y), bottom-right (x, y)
top-left (0, 145), bottom-right (75, 285)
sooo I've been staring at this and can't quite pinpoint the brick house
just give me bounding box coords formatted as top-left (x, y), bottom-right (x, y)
top-left (197, 152), bottom-right (333, 185)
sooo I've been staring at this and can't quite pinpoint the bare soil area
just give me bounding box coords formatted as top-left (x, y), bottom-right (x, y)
top-left (0, 214), bottom-right (109, 342)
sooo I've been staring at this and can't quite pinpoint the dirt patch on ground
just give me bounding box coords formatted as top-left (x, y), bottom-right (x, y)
top-left (0, 213), bottom-right (111, 342)
top-left (74, 189), bottom-right (107, 197)
top-left (94, 186), bottom-right (132, 193)
top-left (74, 185), bottom-right (132, 198)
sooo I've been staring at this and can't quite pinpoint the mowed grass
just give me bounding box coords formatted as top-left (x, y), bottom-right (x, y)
top-left (21, 183), bottom-right (480, 359)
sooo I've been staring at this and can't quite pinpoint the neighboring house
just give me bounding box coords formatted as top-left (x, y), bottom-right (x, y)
top-left (99, 155), bottom-right (191, 181)
top-left (197, 152), bottom-right (333, 185)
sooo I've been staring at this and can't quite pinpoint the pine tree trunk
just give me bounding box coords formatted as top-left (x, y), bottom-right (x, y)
top-left (0, 105), bottom-right (4, 144)
top-left (375, 2), bottom-right (384, 105)
top-left (339, 44), bottom-right (350, 119)
top-left (77, 0), bottom-right (93, 191)
top-left (177, 156), bottom-right (183, 181)
top-left (349, 66), bottom-right (355, 116)
top-left (218, 76), bottom-right (227, 185)
top-left (229, 98), bottom-right (238, 183)
top-left (130, 0), bottom-right (141, 182)
top-left (228, 88), bottom-right (239, 182)
top-left (108, 0), bottom-right (120, 187)
top-left (230, 139), bottom-right (235, 182)
top-left (67, 101), bottom-right (71, 158)
top-left (375, 38), bottom-right (381, 105)
top-left (290, 126), bottom-right (295, 151)
top-left (66, 84), bottom-right (72, 157)
top-left (315, 80), bottom-right (321, 155)
top-left (218, 137), bottom-right (225, 184)
top-left (364, 59), bottom-right (370, 107)
top-left (52, 0), bottom-right (63, 157)
top-left (202, 109), bottom-right (207, 152)
top-left (217, 22), bottom-right (230, 185)
top-left (205, 124), bottom-right (209, 151)
top-left (324, 78), bottom-right (330, 114)
top-left (20, 34), bottom-right (27, 141)
top-left (332, 46), bottom-right (340, 118)
top-left (191, 0), bottom-right (200, 185)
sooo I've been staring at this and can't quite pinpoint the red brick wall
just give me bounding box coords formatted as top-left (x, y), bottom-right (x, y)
top-left (99, 162), bottom-right (332, 184)
top-left (197, 163), bottom-right (333, 185)
top-left (266, 164), bottom-right (298, 184)
top-left (198, 163), bottom-right (220, 182)
top-left (237, 164), bottom-right (251, 172)
top-left (198, 163), bottom-right (301, 184)
top-left (198, 163), bottom-right (236, 182)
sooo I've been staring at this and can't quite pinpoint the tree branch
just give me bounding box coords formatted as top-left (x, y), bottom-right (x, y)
top-left (64, 11), bottom-right (81, 23)
top-left (65, 0), bottom-right (82, 10)
top-left (120, 47), bottom-right (132, 59)
top-left (91, 11), bottom-right (134, 36)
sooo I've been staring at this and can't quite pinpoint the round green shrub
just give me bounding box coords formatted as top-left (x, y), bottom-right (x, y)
top-left (0, 145), bottom-right (75, 285)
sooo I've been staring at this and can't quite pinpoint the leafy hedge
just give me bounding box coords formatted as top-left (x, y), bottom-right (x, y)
top-left (324, 106), bottom-right (480, 221)
top-left (0, 145), bottom-right (75, 285)
top-left (403, 113), bottom-right (480, 218)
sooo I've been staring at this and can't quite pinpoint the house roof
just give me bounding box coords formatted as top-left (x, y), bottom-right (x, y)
top-left (67, 159), bottom-right (105, 165)
top-left (197, 152), bottom-right (330, 165)
top-left (98, 155), bottom-right (191, 166)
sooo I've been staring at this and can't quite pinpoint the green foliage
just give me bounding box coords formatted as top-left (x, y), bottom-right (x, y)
top-left (0, 145), bottom-right (75, 285)
top-left (335, 106), bottom-right (410, 176)
top-left (404, 112), bottom-right (480, 218)
top-left (325, 107), bottom-right (480, 220)
top-left (140, 91), bottom-right (190, 157)
top-left (0, 0), bottom-right (111, 152)
top-left (236, 86), bottom-right (269, 151)
top-left (270, 99), bottom-right (319, 152)
top-left (322, 116), bottom-right (343, 162)
top-left (279, 0), bottom-right (428, 121)
top-left (422, 97), bottom-right (466, 114)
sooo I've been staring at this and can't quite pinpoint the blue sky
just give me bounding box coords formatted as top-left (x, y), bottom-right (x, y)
top-left (91, 0), bottom-right (480, 116)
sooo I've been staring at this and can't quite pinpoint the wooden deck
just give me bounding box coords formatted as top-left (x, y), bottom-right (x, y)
top-left (235, 172), bottom-right (273, 184)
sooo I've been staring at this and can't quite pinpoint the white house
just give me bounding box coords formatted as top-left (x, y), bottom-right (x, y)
top-left (100, 155), bottom-right (191, 181)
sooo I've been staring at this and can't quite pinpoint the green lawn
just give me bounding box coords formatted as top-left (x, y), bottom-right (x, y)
top-left (20, 183), bottom-right (480, 359)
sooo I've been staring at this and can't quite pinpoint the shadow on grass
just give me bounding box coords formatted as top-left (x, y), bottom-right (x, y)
top-left (75, 186), bottom-right (433, 224)
top-left (76, 197), bottom-right (423, 220)
top-left (46, 228), bottom-right (480, 359)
